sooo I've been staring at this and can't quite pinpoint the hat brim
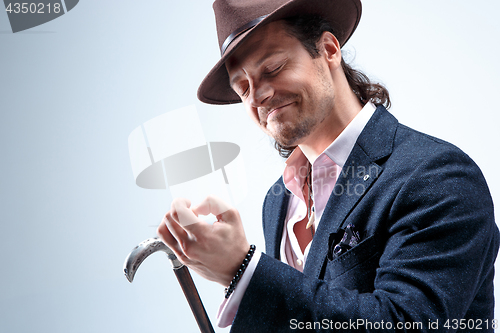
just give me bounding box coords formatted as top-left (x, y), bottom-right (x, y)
top-left (197, 0), bottom-right (362, 105)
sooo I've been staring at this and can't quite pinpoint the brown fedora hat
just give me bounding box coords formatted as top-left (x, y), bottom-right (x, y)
top-left (197, 0), bottom-right (362, 105)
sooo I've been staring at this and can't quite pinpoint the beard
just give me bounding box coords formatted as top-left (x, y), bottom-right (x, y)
top-left (262, 93), bottom-right (314, 147)
top-left (271, 113), bottom-right (317, 147)
top-left (269, 89), bottom-right (335, 148)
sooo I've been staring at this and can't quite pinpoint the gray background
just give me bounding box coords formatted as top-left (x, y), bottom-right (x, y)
top-left (1, 1), bottom-right (499, 332)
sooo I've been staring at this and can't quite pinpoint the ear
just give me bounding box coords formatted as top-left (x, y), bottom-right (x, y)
top-left (318, 31), bottom-right (342, 70)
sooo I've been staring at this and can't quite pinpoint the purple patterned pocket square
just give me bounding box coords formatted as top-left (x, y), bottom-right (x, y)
top-left (328, 224), bottom-right (362, 260)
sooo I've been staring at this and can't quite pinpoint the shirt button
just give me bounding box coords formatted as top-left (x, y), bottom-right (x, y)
top-left (296, 259), bottom-right (303, 266)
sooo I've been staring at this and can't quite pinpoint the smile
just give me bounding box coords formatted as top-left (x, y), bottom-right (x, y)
top-left (266, 102), bottom-right (294, 121)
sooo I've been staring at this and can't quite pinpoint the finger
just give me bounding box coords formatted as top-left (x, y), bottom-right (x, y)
top-left (193, 195), bottom-right (241, 227)
top-left (192, 195), bottom-right (232, 217)
top-left (158, 213), bottom-right (197, 264)
top-left (156, 216), bottom-right (183, 255)
top-left (169, 198), bottom-right (190, 223)
top-left (164, 211), bottom-right (192, 249)
top-left (170, 199), bottom-right (214, 250)
top-left (218, 207), bottom-right (242, 226)
top-left (171, 198), bottom-right (203, 227)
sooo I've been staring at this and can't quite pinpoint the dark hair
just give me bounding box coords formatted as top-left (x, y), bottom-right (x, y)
top-left (272, 15), bottom-right (391, 158)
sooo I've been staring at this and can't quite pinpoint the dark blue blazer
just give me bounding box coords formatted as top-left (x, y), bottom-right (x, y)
top-left (231, 106), bottom-right (499, 332)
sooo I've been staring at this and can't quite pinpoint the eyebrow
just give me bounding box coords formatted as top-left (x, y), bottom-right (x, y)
top-left (256, 49), bottom-right (286, 67)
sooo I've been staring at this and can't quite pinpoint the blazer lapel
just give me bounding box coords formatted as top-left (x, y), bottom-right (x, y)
top-left (263, 178), bottom-right (291, 260)
top-left (303, 106), bottom-right (398, 277)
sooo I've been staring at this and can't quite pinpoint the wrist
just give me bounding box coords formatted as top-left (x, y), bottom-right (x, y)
top-left (224, 244), bottom-right (256, 298)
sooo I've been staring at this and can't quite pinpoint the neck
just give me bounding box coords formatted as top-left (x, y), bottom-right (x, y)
top-left (299, 93), bottom-right (363, 163)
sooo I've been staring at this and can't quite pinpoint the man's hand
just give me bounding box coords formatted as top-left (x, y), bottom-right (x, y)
top-left (157, 195), bottom-right (250, 286)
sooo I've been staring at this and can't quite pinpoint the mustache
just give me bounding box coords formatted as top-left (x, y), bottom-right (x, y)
top-left (258, 94), bottom-right (299, 120)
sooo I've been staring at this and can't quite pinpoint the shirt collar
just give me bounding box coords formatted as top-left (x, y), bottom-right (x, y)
top-left (323, 101), bottom-right (376, 169)
top-left (283, 102), bottom-right (376, 191)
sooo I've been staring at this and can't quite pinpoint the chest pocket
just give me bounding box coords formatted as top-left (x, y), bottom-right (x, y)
top-left (322, 233), bottom-right (382, 293)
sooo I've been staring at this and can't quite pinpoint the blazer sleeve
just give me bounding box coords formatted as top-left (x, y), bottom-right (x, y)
top-left (230, 147), bottom-right (499, 332)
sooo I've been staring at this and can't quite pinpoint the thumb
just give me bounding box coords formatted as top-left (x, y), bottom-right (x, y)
top-left (192, 195), bottom-right (232, 218)
top-left (172, 198), bottom-right (203, 227)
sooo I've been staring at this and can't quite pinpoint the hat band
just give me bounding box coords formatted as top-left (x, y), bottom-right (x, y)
top-left (220, 15), bottom-right (268, 56)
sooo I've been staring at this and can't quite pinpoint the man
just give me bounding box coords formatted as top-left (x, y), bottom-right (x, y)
top-left (157, 0), bottom-right (499, 331)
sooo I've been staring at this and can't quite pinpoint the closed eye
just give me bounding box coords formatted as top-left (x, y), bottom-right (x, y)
top-left (234, 83), bottom-right (249, 98)
top-left (231, 81), bottom-right (248, 98)
top-left (264, 62), bottom-right (286, 75)
top-left (241, 86), bottom-right (249, 97)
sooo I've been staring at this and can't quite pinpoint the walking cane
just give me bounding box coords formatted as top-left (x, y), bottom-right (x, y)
top-left (124, 237), bottom-right (215, 333)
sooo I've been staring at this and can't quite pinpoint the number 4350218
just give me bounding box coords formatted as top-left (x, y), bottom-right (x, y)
top-left (444, 319), bottom-right (498, 330)
top-left (5, 3), bottom-right (62, 14)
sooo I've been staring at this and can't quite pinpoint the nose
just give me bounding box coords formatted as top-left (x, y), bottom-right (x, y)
top-left (248, 79), bottom-right (273, 108)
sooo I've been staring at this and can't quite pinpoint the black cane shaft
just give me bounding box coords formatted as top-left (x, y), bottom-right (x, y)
top-left (174, 266), bottom-right (215, 333)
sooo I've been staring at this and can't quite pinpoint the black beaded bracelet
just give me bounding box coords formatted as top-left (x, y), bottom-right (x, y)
top-left (224, 244), bottom-right (256, 299)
